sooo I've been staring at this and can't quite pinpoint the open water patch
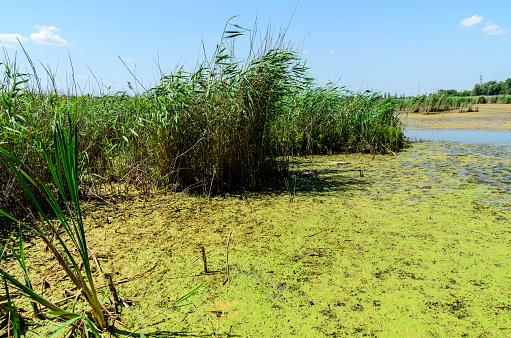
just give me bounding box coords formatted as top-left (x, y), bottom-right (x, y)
top-left (406, 129), bottom-right (511, 145)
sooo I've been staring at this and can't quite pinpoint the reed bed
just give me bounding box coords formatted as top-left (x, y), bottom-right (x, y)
top-left (1, 23), bottom-right (405, 222)
top-left (396, 93), bottom-right (511, 113)
top-left (276, 86), bottom-right (403, 155)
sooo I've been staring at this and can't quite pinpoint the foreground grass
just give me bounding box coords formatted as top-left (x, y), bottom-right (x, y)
top-left (14, 140), bottom-right (510, 337)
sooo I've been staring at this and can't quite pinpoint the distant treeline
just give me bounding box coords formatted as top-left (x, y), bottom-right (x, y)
top-left (383, 78), bottom-right (511, 100)
top-left (439, 78), bottom-right (511, 97)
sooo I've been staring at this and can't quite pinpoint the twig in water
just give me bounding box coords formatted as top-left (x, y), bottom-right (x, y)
top-left (201, 246), bottom-right (208, 274)
top-left (106, 273), bottom-right (120, 314)
top-left (208, 169), bottom-right (216, 203)
top-left (306, 230), bottom-right (324, 238)
top-left (223, 232), bottom-right (232, 286)
top-left (189, 298), bottom-right (207, 325)
top-left (452, 223), bottom-right (498, 238)
top-left (96, 261), bottom-right (160, 289)
top-left (192, 250), bottom-right (212, 263)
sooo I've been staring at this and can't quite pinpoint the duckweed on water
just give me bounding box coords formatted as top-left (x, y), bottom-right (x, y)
top-left (13, 140), bottom-right (510, 337)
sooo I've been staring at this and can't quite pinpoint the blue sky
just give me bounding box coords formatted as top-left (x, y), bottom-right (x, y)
top-left (1, 0), bottom-right (510, 95)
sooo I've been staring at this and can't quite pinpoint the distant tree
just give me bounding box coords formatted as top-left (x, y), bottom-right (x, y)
top-left (471, 78), bottom-right (511, 96)
top-left (438, 89), bottom-right (458, 96)
top-left (472, 83), bottom-right (482, 96)
top-left (486, 81), bottom-right (502, 96)
top-left (478, 81), bottom-right (495, 95)
top-left (505, 78), bottom-right (511, 95)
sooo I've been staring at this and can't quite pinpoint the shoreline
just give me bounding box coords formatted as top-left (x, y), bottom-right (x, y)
top-left (402, 103), bottom-right (511, 132)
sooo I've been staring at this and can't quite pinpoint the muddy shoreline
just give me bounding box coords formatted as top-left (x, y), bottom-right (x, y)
top-left (403, 103), bottom-right (511, 131)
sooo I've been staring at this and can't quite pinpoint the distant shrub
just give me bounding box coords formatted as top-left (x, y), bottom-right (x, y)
top-left (476, 96), bottom-right (487, 104)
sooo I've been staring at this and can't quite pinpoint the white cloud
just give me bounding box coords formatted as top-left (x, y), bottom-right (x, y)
top-left (329, 50), bottom-right (335, 54)
top-left (30, 26), bottom-right (68, 46)
top-left (77, 75), bottom-right (88, 79)
top-left (460, 15), bottom-right (483, 27)
top-left (0, 33), bottom-right (29, 47)
top-left (0, 33), bottom-right (29, 43)
top-left (482, 22), bottom-right (507, 35)
top-left (301, 50), bottom-right (309, 55)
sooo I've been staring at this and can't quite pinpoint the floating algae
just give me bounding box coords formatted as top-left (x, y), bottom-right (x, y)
top-left (17, 109), bottom-right (511, 337)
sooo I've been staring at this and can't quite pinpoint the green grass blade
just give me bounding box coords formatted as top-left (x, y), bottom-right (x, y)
top-left (46, 315), bottom-right (85, 338)
top-left (0, 267), bottom-right (66, 314)
top-left (173, 283), bottom-right (204, 307)
top-left (3, 277), bottom-right (21, 338)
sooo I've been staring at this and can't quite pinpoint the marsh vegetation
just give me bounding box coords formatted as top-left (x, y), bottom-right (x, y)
top-left (0, 21), bottom-right (405, 336)
top-left (2, 19), bottom-right (509, 337)
top-left (395, 93), bottom-right (511, 114)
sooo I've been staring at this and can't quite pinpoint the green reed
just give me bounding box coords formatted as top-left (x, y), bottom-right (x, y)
top-left (0, 20), bottom-right (406, 220)
top-left (396, 93), bottom-right (511, 113)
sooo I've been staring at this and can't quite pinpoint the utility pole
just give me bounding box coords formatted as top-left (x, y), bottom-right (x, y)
top-left (480, 73), bottom-right (483, 85)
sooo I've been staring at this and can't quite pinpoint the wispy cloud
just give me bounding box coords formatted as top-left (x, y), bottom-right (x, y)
top-left (301, 50), bottom-right (309, 55)
top-left (482, 22), bottom-right (507, 35)
top-left (329, 50), bottom-right (335, 54)
top-left (0, 33), bottom-right (29, 47)
top-left (459, 16), bottom-right (508, 37)
top-left (77, 75), bottom-right (88, 79)
top-left (30, 25), bottom-right (68, 46)
top-left (460, 15), bottom-right (483, 27)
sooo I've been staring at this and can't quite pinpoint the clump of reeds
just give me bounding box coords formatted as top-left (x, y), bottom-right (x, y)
top-left (0, 20), bottom-right (406, 221)
top-left (274, 85), bottom-right (404, 155)
top-left (144, 23), bottom-right (311, 192)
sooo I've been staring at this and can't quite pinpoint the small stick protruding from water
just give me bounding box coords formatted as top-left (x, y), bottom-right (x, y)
top-left (359, 168), bottom-right (364, 177)
top-left (224, 231), bottom-right (232, 286)
top-left (201, 245), bottom-right (208, 274)
top-left (189, 298), bottom-right (207, 325)
top-left (106, 273), bottom-right (120, 313)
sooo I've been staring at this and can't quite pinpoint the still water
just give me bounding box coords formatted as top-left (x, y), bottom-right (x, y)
top-left (402, 104), bottom-right (511, 211)
top-left (406, 129), bottom-right (511, 145)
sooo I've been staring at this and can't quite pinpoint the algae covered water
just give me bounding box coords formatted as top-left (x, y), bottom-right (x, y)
top-left (19, 105), bottom-right (511, 337)
top-left (74, 127), bottom-right (509, 336)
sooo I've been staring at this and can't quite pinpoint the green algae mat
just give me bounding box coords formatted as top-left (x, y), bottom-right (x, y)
top-left (19, 139), bottom-right (510, 337)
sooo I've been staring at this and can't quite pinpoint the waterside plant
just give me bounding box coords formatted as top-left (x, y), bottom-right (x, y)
top-left (0, 21), bottom-right (405, 220)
